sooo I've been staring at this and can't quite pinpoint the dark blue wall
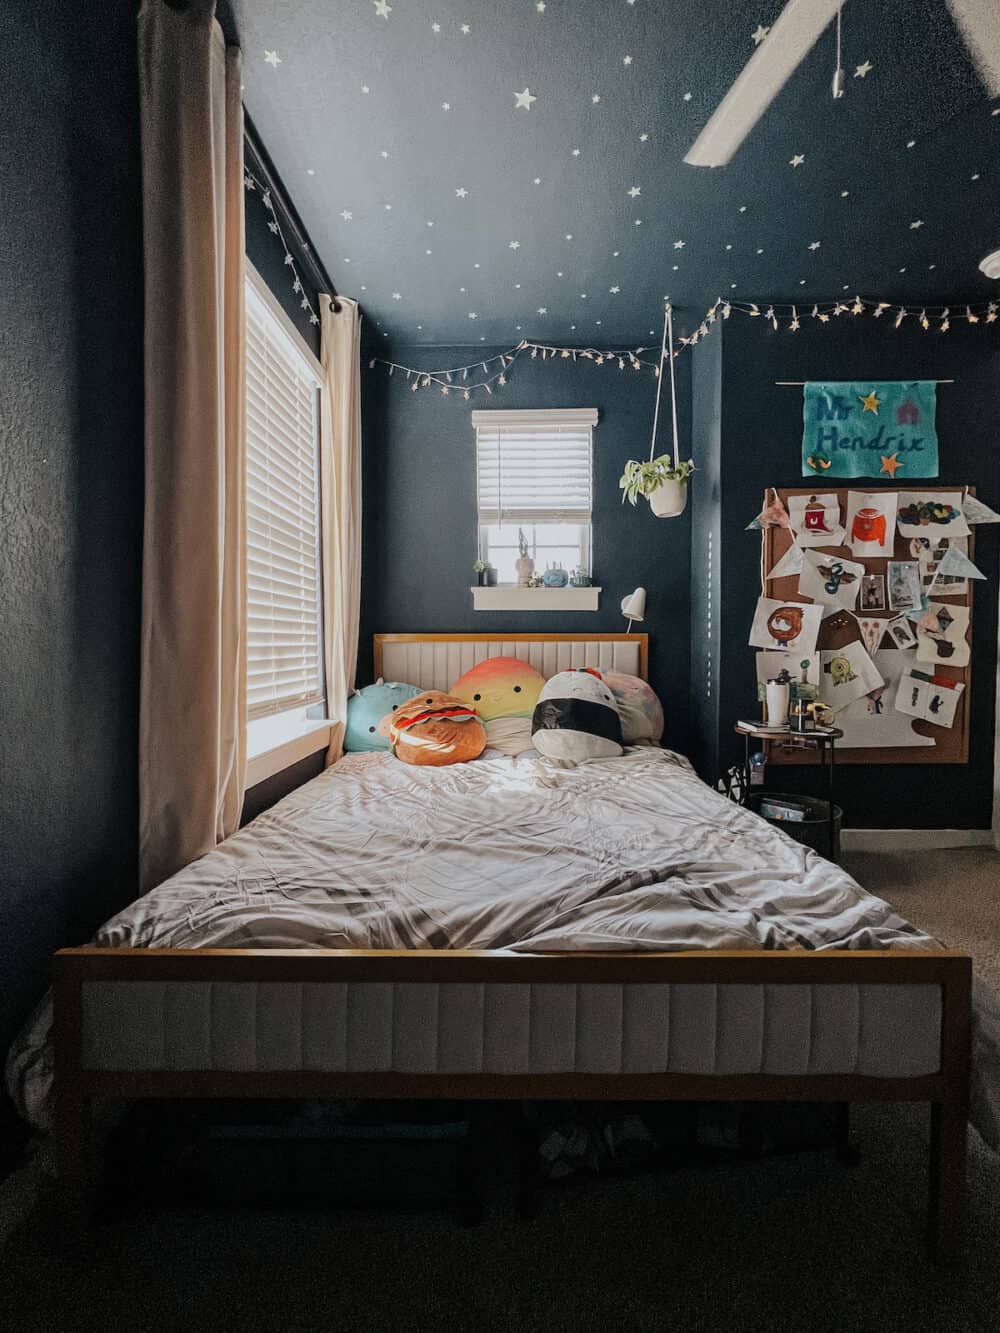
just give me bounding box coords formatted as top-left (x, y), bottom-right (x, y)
top-left (0, 0), bottom-right (144, 1149)
top-left (359, 345), bottom-right (693, 753)
top-left (690, 317), bottom-right (1000, 828)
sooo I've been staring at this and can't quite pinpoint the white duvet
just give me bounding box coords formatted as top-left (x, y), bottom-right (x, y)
top-left (7, 747), bottom-right (1000, 1144)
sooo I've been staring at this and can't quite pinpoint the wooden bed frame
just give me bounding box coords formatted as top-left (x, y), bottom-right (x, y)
top-left (52, 633), bottom-right (973, 1261)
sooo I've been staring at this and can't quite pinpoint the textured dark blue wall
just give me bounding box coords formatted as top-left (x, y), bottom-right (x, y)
top-left (690, 318), bottom-right (1000, 827)
top-left (359, 345), bottom-right (693, 752)
top-left (0, 0), bottom-right (144, 1137)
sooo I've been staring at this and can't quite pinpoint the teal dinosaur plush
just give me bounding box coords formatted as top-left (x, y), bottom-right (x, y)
top-left (345, 679), bottom-right (423, 752)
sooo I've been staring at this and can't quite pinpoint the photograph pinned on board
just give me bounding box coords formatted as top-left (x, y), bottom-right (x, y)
top-left (895, 491), bottom-right (971, 540)
top-left (860, 573), bottom-right (887, 611)
top-left (909, 535), bottom-right (971, 596)
top-left (928, 543), bottom-right (986, 594)
top-left (820, 641), bottom-right (885, 712)
top-left (887, 560), bottom-right (923, 613)
top-left (787, 493), bottom-right (846, 548)
top-left (895, 669), bottom-right (965, 729)
top-left (798, 549), bottom-right (866, 611)
top-left (915, 601), bottom-right (971, 669)
top-left (755, 650), bottom-right (821, 702)
top-left (846, 491), bottom-right (898, 557)
top-left (833, 651), bottom-right (934, 749)
top-left (765, 543), bottom-right (806, 581)
top-left (884, 615), bottom-right (917, 650)
top-left (748, 597), bottom-right (823, 656)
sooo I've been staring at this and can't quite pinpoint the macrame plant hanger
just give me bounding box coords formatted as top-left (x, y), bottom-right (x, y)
top-left (642, 301), bottom-right (688, 518)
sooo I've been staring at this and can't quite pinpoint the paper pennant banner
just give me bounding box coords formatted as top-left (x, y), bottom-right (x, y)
top-left (933, 544), bottom-right (986, 583)
top-left (962, 494), bottom-right (1000, 525)
top-left (858, 617), bottom-right (886, 658)
top-left (747, 487), bottom-right (791, 532)
top-left (766, 544), bottom-right (806, 580)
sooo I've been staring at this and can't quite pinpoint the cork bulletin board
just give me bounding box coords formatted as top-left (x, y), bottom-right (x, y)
top-left (762, 486), bottom-right (973, 765)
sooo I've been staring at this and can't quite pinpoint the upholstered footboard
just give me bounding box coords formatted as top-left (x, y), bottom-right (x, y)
top-left (53, 947), bottom-right (971, 1260)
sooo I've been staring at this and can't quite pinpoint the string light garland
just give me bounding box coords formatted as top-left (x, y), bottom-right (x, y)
top-left (243, 168), bottom-right (321, 327)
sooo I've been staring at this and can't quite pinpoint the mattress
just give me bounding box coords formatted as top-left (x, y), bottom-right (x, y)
top-left (7, 748), bottom-right (999, 1144)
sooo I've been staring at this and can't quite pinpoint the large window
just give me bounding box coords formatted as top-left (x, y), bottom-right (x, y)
top-left (245, 268), bottom-right (324, 719)
top-left (473, 409), bottom-right (596, 584)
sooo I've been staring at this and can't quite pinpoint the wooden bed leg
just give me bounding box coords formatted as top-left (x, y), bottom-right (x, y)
top-left (928, 1100), bottom-right (967, 1265)
top-left (834, 1103), bottom-right (860, 1166)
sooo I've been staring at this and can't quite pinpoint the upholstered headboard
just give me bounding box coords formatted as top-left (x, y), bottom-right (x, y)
top-left (374, 633), bottom-right (648, 691)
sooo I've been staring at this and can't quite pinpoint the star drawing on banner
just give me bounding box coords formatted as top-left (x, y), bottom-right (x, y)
top-left (264, 50), bottom-right (281, 66)
top-left (854, 60), bottom-right (873, 78)
top-left (751, 23), bottom-right (770, 44)
top-left (628, 185), bottom-right (641, 197)
top-left (859, 389), bottom-right (881, 414)
top-left (789, 153), bottom-right (805, 167)
top-left (880, 453), bottom-right (903, 478)
top-left (373, 0), bottom-right (392, 18)
top-left (514, 88), bottom-right (537, 110)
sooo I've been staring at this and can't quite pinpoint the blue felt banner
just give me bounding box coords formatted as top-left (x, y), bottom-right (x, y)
top-left (801, 381), bottom-right (938, 480)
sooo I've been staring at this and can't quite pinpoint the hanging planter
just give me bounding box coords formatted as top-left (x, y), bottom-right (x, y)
top-left (619, 302), bottom-right (694, 519)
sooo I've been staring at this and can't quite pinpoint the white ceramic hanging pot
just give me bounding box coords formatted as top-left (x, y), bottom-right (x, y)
top-left (647, 477), bottom-right (688, 518)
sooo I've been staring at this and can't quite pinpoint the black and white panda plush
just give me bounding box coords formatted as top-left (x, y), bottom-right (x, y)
top-left (531, 668), bottom-right (624, 762)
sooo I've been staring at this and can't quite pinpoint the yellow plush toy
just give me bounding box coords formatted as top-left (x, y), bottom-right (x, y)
top-left (379, 690), bottom-right (487, 767)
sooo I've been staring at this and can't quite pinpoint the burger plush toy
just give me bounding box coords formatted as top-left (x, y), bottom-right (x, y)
top-left (379, 690), bottom-right (487, 767)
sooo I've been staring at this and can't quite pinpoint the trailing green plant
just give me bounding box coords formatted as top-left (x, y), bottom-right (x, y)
top-left (619, 456), bottom-right (696, 506)
top-left (472, 559), bottom-right (488, 573)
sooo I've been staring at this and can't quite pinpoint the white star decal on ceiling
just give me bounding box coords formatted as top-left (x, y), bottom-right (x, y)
top-left (972, 173), bottom-right (980, 180)
top-left (307, 169), bottom-right (315, 175)
top-left (610, 285), bottom-right (620, 294)
top-left (571, 148), bottom-right (581, 156)
top-left (361, 84), bottom-right (370, 94)
top-left (537, 307), bottom-right (547, 315)
top-left (756, 247), bottom-right (764, 254)
top-left (380, 150), bottom-right (389, 158)
top-left (789, 153), bottom-right (805, 167)
top-left (683, 91), bottom-right (692, 101)
top-left (565, 233), bottom-right (573, 240)
top-left (468, 312), bottom-right (477, 318)
top-left (751, 23), bottom-right (770, 45)
top-left (910, 219), bottom-right (924, 229)
top-left (536, 0), bottom-right (546, 10)
top-left (634, 219), bottom-right (642, 225)
top-left (906, 139), bottom-right (916, 148)
top-left (808, 240), bottom-right (821, 249)
top-left (460, 23), bottom-right (470, 34)
top-left (431, 22), bottom-right (440, 32)
top-left (392, 292), bottom-right (401, 300)
top-left (623, 55), bottom-right (633, 65)
top-left (425, 249), bottom-right (432, 255)
top-left (533, 177), bottom-right (542, 184)
top-left (639, 132), bottom-right (649, 141)
top-left (854, 60), bottom-right (873, 78)
top-left (264, 50), bottom-right (281, 67)
top-left (739, 204), bottom-right (747, 212)
top-left (841, 189), bottom-right (850, 197)
top-left (373, 0), bottom-right (392, 18)
top-left (725, 243), bottom-right (732, 250)
top-left (514, 88), bottom-right (537, 110)
top-left (384, 203), bottom-right (392, 210)
top-left (673, 239), bottom-right (685, 248)
top-left (455, 187), bottom-right (468, 197)
top-left (627, 185), bottom-right (641, 198)
top-left (340, 210), bottom-right (353, 221)
top-left (509, 240), bottom-right (521, 249)
top-left (557, 271), bottom-right (563, 277)
top-left (592, 94), bottom-right (601, 104)
top-left (441, 102), bottom-right (451, 111)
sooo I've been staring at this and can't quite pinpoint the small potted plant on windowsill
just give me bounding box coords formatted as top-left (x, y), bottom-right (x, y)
top-left (619, 456), bottom-right (695, 517)
top-left (473, 559), bottom-right (489, 587)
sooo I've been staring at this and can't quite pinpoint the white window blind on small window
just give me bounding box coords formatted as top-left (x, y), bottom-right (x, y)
top-left (245, 280), bottom-right (323, 719)
top-left (473, 409), bottom-right (596, 525)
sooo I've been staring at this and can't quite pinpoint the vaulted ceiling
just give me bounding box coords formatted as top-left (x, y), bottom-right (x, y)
top-left (228, 0), bottom-right (1000, 345)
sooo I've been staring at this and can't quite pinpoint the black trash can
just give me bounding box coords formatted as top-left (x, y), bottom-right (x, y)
top-left (748, 791), bottom-right (843, 862)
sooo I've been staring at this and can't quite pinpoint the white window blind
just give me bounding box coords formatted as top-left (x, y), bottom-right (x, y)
top-left (245, 278), bottom-right (324, 719)
top-left (472, 409), bottom-right (596, 582)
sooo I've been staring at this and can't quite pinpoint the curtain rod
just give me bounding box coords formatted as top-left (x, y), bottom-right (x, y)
top-left (244, 113), bottom-right (341, 314)
top-left (775, 379), bottom-right (955, 386)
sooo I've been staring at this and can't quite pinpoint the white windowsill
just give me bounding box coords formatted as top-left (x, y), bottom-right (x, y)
top-left (470, 585), bottom-right (601, 611)
top-left (246, 710), bottom-right (332, 788)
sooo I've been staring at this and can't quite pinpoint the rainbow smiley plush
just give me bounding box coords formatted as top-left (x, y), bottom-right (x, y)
top-left (450, 656), bottom-right (545, 721)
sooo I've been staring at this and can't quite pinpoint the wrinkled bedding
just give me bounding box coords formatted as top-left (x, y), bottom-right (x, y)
top-left (8, 747), bottom-right (999, 1143)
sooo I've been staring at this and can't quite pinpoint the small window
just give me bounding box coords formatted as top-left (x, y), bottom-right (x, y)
top-left (473, 409), bottom-right (596, 583)
top-left (245, 269), bottom-right (324, 719)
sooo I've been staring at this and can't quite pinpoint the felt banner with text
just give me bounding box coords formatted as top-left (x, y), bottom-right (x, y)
top-left (801, 381), bottom-right (938, 480)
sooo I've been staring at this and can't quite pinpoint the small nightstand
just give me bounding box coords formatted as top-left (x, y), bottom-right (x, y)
top-left (735, 725), bottom-right (844, 861)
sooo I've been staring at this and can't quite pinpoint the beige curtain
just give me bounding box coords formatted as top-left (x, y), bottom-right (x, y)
top-left (319, 295), bottom-right (363, 764)
top-left (137, 0), bottom-right (246, 892)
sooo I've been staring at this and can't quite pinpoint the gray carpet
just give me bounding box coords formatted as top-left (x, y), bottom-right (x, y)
top-left (2, 849), bottom-right (999, 1333)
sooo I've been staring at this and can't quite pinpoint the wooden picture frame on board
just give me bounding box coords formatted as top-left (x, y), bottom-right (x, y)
top-left (761, 486), bottom-right (973, 766)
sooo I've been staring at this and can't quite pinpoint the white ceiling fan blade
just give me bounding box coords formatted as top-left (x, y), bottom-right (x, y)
top-left (684, 0), bottom-right (848, 168)
top-left (945, 0), bottom-right (1000, 95)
